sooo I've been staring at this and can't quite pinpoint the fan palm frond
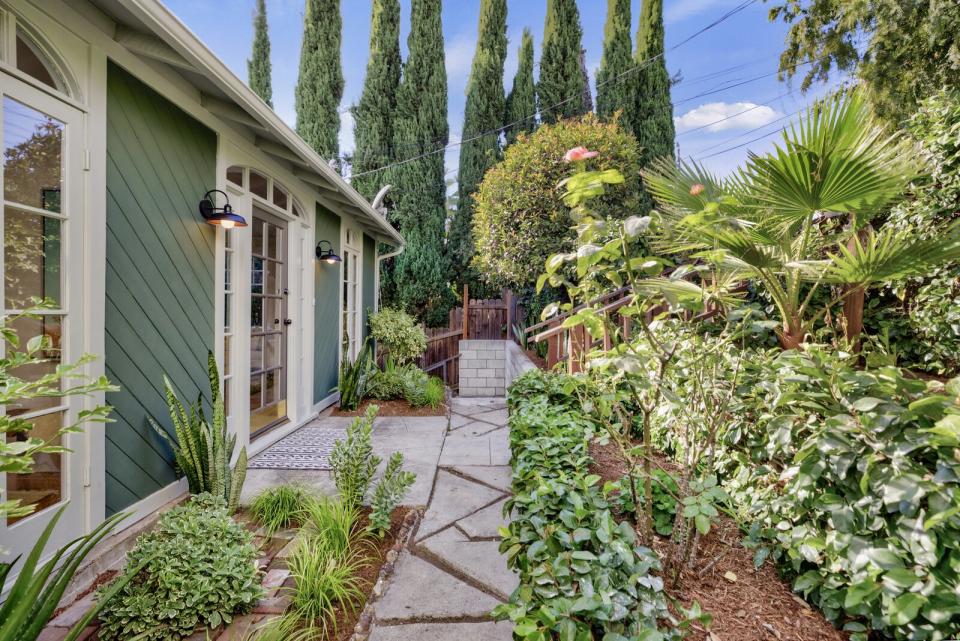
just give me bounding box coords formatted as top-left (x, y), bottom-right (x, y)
top-left (825, 223), bottom-right (960, 285)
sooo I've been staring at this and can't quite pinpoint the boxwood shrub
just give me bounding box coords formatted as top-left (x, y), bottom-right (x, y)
top-left (496, 369), bottom-right (681, 641)
top-left (97, 494), bottom-right (263, 641)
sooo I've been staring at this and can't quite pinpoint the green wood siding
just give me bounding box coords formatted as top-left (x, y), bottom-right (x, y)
top-left (314, 205), bottom-right (341, 403)
top-left (104, 62), bottom-right (217, 514)
top-left (362, 233), bottom-right (376, 339)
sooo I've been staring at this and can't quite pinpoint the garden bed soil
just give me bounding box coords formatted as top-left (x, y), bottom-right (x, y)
top-left (332, 398), bottom-right (446, 417)
top-left (587, 440), bottom-right (846, 641)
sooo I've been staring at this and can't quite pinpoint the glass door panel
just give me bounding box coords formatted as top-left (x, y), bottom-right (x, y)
top-left (0, 74), bottom-right (84, 564)
top-left (249, 208), bottom-right (287, 437)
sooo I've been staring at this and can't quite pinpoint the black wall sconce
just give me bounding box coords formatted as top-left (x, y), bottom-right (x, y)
top-left (316, 240), bottom-right (342, 264)
top-left (199, 189), bottom-right (247, 229)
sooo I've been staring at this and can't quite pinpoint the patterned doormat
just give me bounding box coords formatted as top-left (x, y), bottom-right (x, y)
top-left (248, 426), bottom-right (346, 470)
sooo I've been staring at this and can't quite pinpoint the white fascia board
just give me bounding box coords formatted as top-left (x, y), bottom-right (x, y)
top-left (119, 0), bottom-right (404, 248)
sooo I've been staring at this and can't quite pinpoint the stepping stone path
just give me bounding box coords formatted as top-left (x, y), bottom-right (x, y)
top-left (369, 397), bottom-right (516, 641)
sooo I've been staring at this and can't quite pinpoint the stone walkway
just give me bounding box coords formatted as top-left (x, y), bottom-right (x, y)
top-left (369, 397), bottom-right (516, 641)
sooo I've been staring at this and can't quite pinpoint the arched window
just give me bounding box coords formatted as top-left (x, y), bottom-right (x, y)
top-left (15, 31), bottom-right (58, 90)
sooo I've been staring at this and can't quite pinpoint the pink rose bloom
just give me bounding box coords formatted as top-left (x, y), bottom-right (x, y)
top-left (689, 183), bottom-right (705, 196)
top-left (563, 147), bottom-right (599, 163)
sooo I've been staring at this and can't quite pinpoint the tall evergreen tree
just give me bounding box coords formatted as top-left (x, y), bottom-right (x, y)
top-left (596, 0), bottom-right (633, 125)
top-left (295, 0), bottom-right (344, 162)
top-left (537, 0), bottom-right (586, 124)
top-left (247, 0), bottom-right (273, 107)
top-left (351, 0), bottom-right (402, 199)
top-left (384, 0), bottom-right (452, 325)
top-left (578, 48), bottom-right (593, 113)
top-left (449, 0), bottom-right (508, 289)
top-left (632, 0), bottom-right (675, 166)
top-left (504, 28), bottom-right (536, 145)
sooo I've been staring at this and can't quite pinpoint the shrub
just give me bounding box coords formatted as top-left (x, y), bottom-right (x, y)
top-left (496, 369), bottom-right (683, 640)
top-left (98, 494), bottom-right (263, 641)
top-left (720, 348), bottom-right (960, 640)
top-left (368, 308), bottom-right (427, 365)
top-left (368, 452), bottom-right (415, 537)
top-left (150, 352), bottom-right (247, 512)
top-left (329, 406), bottom-right (380, 508)
top-left (250, 484), bottom-right (313, 535)
top-left (472, 113), bottom-right (642, 290)
top-left (404, 373), bottom-right (444, 408)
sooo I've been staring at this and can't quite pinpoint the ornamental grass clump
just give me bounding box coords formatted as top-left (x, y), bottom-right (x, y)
top-left (97, 494), bottom-right (263, 641)
top-left (251, 484), bottom-right (314, 535)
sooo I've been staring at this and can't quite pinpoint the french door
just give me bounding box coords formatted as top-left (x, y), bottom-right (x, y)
top-left (249, 207), bottom-right (288, 437)
top-left (0, 74), bottom-right (85, 561)
top-left (341, 245), bottom-right (360, 361)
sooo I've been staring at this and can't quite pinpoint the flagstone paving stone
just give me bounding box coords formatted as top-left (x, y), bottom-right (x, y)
top-left (418, 526), bottom-right (518, 600)
top-left (451, 465), bottom-right (513, 493)
top-left (456, 496), bottom-right (510, 540)
top-left (368, 621), bottom-right (513, 641)
top-left (372, 552), bottom-right (502, 622)
top-left (417, 469), bottom-right (504, 540)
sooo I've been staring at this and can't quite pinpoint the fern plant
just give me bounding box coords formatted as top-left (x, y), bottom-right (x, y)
top-left (328, 405), bottom-right (380, 509)
top-left (368, 452), bottom-right (415, 537)
top-left (150, 351), bottom-right (247, 512)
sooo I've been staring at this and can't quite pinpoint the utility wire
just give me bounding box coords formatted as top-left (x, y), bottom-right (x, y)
top-left (676, 88), bottom-right (797, 137)
top-left (693, 105), bottom-right (809, 160)
top-left (348, 0), bottom-right (759, 179)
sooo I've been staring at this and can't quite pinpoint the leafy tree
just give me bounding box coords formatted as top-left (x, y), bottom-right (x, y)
top-left (631, 0), bottom-right (675, 168)
top-left (538, 0), bottom-right (586, 124)
top-left (767, 0), bottom-right (960, 125)
top-left (384, 0), bottom-right (452, 325)
top-left (578, 48), bottom-right (593, 113)
top-left (450, 0), bottom-right (508, 291)
top-left (644, 91), bottom-right (960, 350)
top-left (472, 114), bottom-right (641, 291)
top-left (596, 0), bottom-right (633, 125)
top-left (247, 0), bottom-right (272, 107)
top-left (295, 0), bottom-right (344, 162)
top-left (504, 28), bottom-right (536, 145)
top-left (351, 0), bottom-right (402, 199)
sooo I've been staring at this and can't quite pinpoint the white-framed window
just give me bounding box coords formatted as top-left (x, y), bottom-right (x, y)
top-left (341, 227), bottom-right (361, 361)
top-left (222, 226), bottom-right (235, 417)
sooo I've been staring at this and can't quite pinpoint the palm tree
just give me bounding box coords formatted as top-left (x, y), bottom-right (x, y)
top-left (644, 91), bottom-right (960, 349)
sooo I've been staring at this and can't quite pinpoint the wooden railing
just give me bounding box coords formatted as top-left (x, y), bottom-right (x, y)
top-left (524, 286), bottom-right (635, 373)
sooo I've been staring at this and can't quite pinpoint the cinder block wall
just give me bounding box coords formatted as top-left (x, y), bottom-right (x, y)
top-left (506, 341), bottom-right (537, 389)
top-left (459, 340), bottom-right (506, 397)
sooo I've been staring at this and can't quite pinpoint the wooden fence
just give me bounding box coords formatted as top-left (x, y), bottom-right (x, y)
top-left (419, 285), bottom-right (519, 389)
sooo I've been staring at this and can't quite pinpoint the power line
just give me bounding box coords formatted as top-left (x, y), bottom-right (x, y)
top-left (692, 105), bottom-right (809, 160)
top-left (348, 0), bottom-right (759, 180)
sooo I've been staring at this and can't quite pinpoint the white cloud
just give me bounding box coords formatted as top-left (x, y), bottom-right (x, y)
top-left (674, 101), bottom-right (782, 133)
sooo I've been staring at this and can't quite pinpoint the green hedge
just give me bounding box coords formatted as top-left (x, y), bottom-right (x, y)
top-left (496, 370), bottom-right (681, 641)
top-left (715, 348), bottom-right (960, 641)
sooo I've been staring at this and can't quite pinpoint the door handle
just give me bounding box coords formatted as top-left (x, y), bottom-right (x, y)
top-left (283, 319), bottom-right (293, 326)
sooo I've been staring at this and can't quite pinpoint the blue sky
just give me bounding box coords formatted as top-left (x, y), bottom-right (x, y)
top-left (163, 0), bottom-right (841, 180)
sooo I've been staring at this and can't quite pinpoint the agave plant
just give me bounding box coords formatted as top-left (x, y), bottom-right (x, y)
top-left (644, 90), bottom-right (960, 349)
top-left (150, 351), bottom-right (247, 512)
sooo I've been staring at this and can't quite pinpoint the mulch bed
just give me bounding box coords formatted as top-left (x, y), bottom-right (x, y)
top-left (331, 398), bottom-right (446, 417)
top-left (587, 440), bottom-right (846, 641)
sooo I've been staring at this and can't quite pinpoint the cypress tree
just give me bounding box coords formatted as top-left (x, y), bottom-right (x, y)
top-left (295, 0), bottom-right (344, 162)
top-left (578, 48), bottom-right (593, 113)
top-left (247, 0), bottom-right (272, 107)
top-left (596, 0), bottom-right (633, 125)
top-left (504, 29), bottom-right (536, 145)
top-left (351, 0), bottom-right (402, 199)
top-left (449, 0), bottom-right (508, 288)
top-left (384, 0), bottom-right (452, 325)
top-left (632, 0), bottom-right (675, 166)
top-left (537, 0), bottom-right (586, 124)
